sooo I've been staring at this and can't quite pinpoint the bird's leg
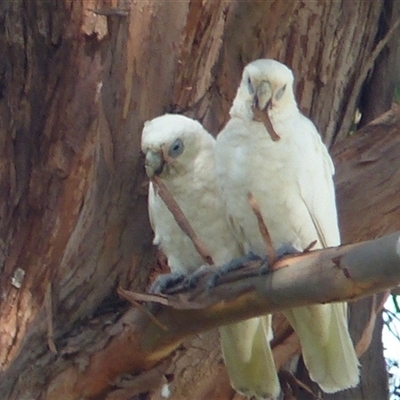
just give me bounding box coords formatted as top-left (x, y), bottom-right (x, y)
top-left (259, 243), bottom-right (300, 274)
top-left (207, 252), bottom-right (261, 289)
top-left (149, 272), bottom-right (186, 294)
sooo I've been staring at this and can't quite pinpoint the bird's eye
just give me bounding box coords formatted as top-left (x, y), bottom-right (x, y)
top-left (247, 75), bottom-right (254, 95)
top-left (168, 138), bottom-right (184, 158)
top-left (275, 84), bottom-right (286, 101)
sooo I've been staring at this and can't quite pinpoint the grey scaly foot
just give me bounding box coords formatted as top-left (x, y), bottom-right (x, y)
top-left (276, 243), bottom-right (300, 257)
top-left (183, 264), bottom-right (215, 289)
top-left (207, 252), bottom-right (261, 289)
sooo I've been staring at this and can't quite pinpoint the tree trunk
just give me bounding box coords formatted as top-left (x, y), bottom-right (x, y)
top-left (359, 0), bottom-right (400, 126)
top-left (0, 1), bottom-right (399, 399)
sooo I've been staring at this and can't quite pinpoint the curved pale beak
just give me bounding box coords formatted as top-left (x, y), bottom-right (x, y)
top-left (145, 150), bottom-right (164, 178)
top-left (255, 80), bottom-right (272, 111)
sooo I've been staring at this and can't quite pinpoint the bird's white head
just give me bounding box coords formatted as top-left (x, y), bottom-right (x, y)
top-left (230, 59), bottom-right (297, 120)
top-left (141, 114), bottom-right (214, 180)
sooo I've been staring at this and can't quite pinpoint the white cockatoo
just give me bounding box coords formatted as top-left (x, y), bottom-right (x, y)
top-left (141, 114), bottom-right (280, 399)
top-left (215, 59), bottom-right (359, 394)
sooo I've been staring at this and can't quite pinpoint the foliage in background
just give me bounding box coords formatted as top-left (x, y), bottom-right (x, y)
top-left (394, 80), bottom-right (400, 103)
top-left (384, 297), bottom-right (400, 399)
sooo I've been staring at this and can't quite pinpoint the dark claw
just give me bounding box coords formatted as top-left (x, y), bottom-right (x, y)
top-left (207, 252), bottom-right (261, 289)
top-left (149, 272), bottom-right (185, 294)
top-left (259, 257), bottom-right (271, 275)
top-left (259, 244), bottom-right (300, 275)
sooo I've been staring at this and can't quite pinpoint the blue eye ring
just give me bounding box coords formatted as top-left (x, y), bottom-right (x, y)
top-left (168, 138), bottom-right (184, 158)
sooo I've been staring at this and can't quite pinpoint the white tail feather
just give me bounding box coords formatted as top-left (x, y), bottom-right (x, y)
top-left (283, 303), bottom-right (359, 393)
top-left (219, 316), bottom-right (280, 399)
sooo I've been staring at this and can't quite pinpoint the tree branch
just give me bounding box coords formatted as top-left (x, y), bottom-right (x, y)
top-left (49, 231), bottom-right (400, 399)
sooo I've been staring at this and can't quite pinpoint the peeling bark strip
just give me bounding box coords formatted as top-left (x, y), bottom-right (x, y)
top-left (247, 192), bottom-right (277, 265)
top-left (151, 176), bottom-right (214, 266)
top-left (252, 106), bottom-right (281, 141)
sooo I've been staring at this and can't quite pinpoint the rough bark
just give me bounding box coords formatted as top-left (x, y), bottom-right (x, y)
top-left (1, 1), bottom-right (399, 399)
